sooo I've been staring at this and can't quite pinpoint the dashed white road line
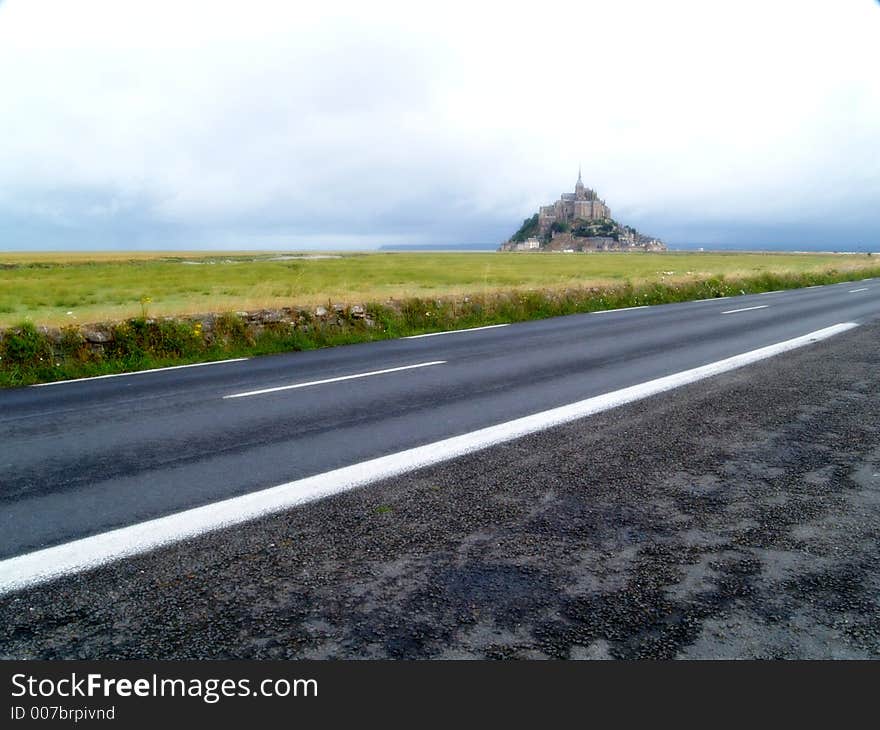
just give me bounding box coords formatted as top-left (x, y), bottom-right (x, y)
top-left (0, 322), bottom-right (858, 596)
top-left (721, 305), bottom-right (770, 315)
top-left (591, 305), bottom-right (649, 314)
top-left (849, 287), bottom-right (869, 293)
top-left (223, 360), bottom-right (446, 399)
top-left (31, 358), bottom-right (250, 387)
top-left (404, 324), bottom-right (509, 339)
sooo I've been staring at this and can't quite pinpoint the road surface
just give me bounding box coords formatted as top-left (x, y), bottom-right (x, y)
top-left (1, 279), bottom-right (879, 658)
top-left (2, 279), bottom-right (878, 560)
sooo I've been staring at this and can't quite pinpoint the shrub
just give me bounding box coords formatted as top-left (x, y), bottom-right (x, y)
top-left (213, 312), bottom-right (250, 347)
top-left (58, 326), bottom-right (92, 363)
top-left (150, 319), bottom-right (203, 358)
top-left (106, 321), bottom-right (146, 361)
top-left (0, 322), bottom-right (52, 366)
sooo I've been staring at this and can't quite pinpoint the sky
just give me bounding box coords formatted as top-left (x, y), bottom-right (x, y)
top-left (0, 0), bottom-right (878, 251)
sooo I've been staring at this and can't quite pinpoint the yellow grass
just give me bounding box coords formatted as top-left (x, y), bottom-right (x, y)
top-left (1, 250), bottom-right (877, 327)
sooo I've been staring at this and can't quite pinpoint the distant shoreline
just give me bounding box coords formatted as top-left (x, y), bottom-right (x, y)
top-left (378, 243), bottom-right (497, 252)
top-left (3, 244), bottom-right (877, 256)
top-left (378, 244), bottom-right (878, 254)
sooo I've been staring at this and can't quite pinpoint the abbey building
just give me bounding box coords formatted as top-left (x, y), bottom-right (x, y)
top-left (538, 168), bottom-right (610, 237)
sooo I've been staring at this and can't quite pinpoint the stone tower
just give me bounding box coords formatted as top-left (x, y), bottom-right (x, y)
top-left (575, 166), bottom-right (586, 199)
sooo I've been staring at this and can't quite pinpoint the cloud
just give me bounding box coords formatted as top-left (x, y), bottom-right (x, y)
top-left (0, 0), bottom-right (878, 249)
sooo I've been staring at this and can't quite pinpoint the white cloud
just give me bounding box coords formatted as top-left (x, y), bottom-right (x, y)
top-left (0, 0), bottom-right (878, 248)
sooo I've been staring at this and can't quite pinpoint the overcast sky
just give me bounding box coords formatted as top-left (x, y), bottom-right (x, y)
top-left (1, 0), bottom-right (878, 251)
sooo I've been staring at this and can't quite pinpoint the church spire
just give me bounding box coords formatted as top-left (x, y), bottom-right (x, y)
top-left (577, 165), bottom-right (582, 186)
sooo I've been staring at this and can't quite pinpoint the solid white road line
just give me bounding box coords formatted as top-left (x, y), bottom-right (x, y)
top-left (31, 358), bottom-right (250, 387)
top-left (692, 296), bottom-right (731, 302)
top-left (721, 305), bottom-right (769, 315)
top-left (0, 322), bottom-right (858, 595)
top-left (404, 324), bottom-right (509, 339)
top-left (591, 305), bottom-right (649, 314)
top-left (223, 361), bottom-right (446, 399)
top-left (849, 288), bottom-right (869, 293)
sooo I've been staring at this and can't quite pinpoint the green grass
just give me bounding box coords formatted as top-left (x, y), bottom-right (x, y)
top-left (1, 250), bottom-right (877, 328)
top-left (1, 250), bottom-right (879, 387)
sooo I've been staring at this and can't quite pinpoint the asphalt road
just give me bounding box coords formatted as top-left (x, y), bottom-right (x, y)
top-left (1, 279), bottom-right (879, 563)
top-left (1, 299), bottom-right (878, 659)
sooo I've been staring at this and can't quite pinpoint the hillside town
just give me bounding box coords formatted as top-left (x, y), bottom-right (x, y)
top-left (500, 170), bottom-right (666, 252)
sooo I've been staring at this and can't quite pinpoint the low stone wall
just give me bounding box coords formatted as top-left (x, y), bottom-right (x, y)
top-left (22, 303), bottom-right (376, 354)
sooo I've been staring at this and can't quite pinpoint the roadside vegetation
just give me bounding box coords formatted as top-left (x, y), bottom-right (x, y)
top-left (1, 251), bottom-right (878, 387)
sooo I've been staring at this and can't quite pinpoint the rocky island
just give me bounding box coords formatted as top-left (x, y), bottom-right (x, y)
top-left (500, 170), bottom-right (665, 252)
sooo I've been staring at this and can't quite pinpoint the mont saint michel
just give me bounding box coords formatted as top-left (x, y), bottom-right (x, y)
top-left (500, 170), bottom-right (666, 252)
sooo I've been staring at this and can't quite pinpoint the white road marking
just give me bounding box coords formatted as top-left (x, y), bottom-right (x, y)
top-left (807, 285), bottom-right (822, 288)
top-left (591, 305), bottom-right (649, 314)
top-left (223, 361), bottom-right (446, 399)
top-left (0, 322), bottom-right (858, 596)
top-left (762, 290), bottom-right (785, 294)
top-left (692, 296), bottom-right (731, 302)
top-left (404, 324), bottom-right (509, 339)
top-left (721, 305), bottom-right (769, 315)
top-left (848, 287), bottom-right (869, 293)
top-left (31, 358), bottom-right (250, 386)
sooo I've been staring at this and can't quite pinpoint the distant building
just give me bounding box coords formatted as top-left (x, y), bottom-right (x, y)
top-left (500, 168), bottom-right (666, 253)
top-left (538, 168), bottom-right (611, 237)
top-left (504, 236), bottom-right (542, 252)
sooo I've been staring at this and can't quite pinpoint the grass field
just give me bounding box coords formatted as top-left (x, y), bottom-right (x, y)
top-left (1, 250), bottom-right (877, 327)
